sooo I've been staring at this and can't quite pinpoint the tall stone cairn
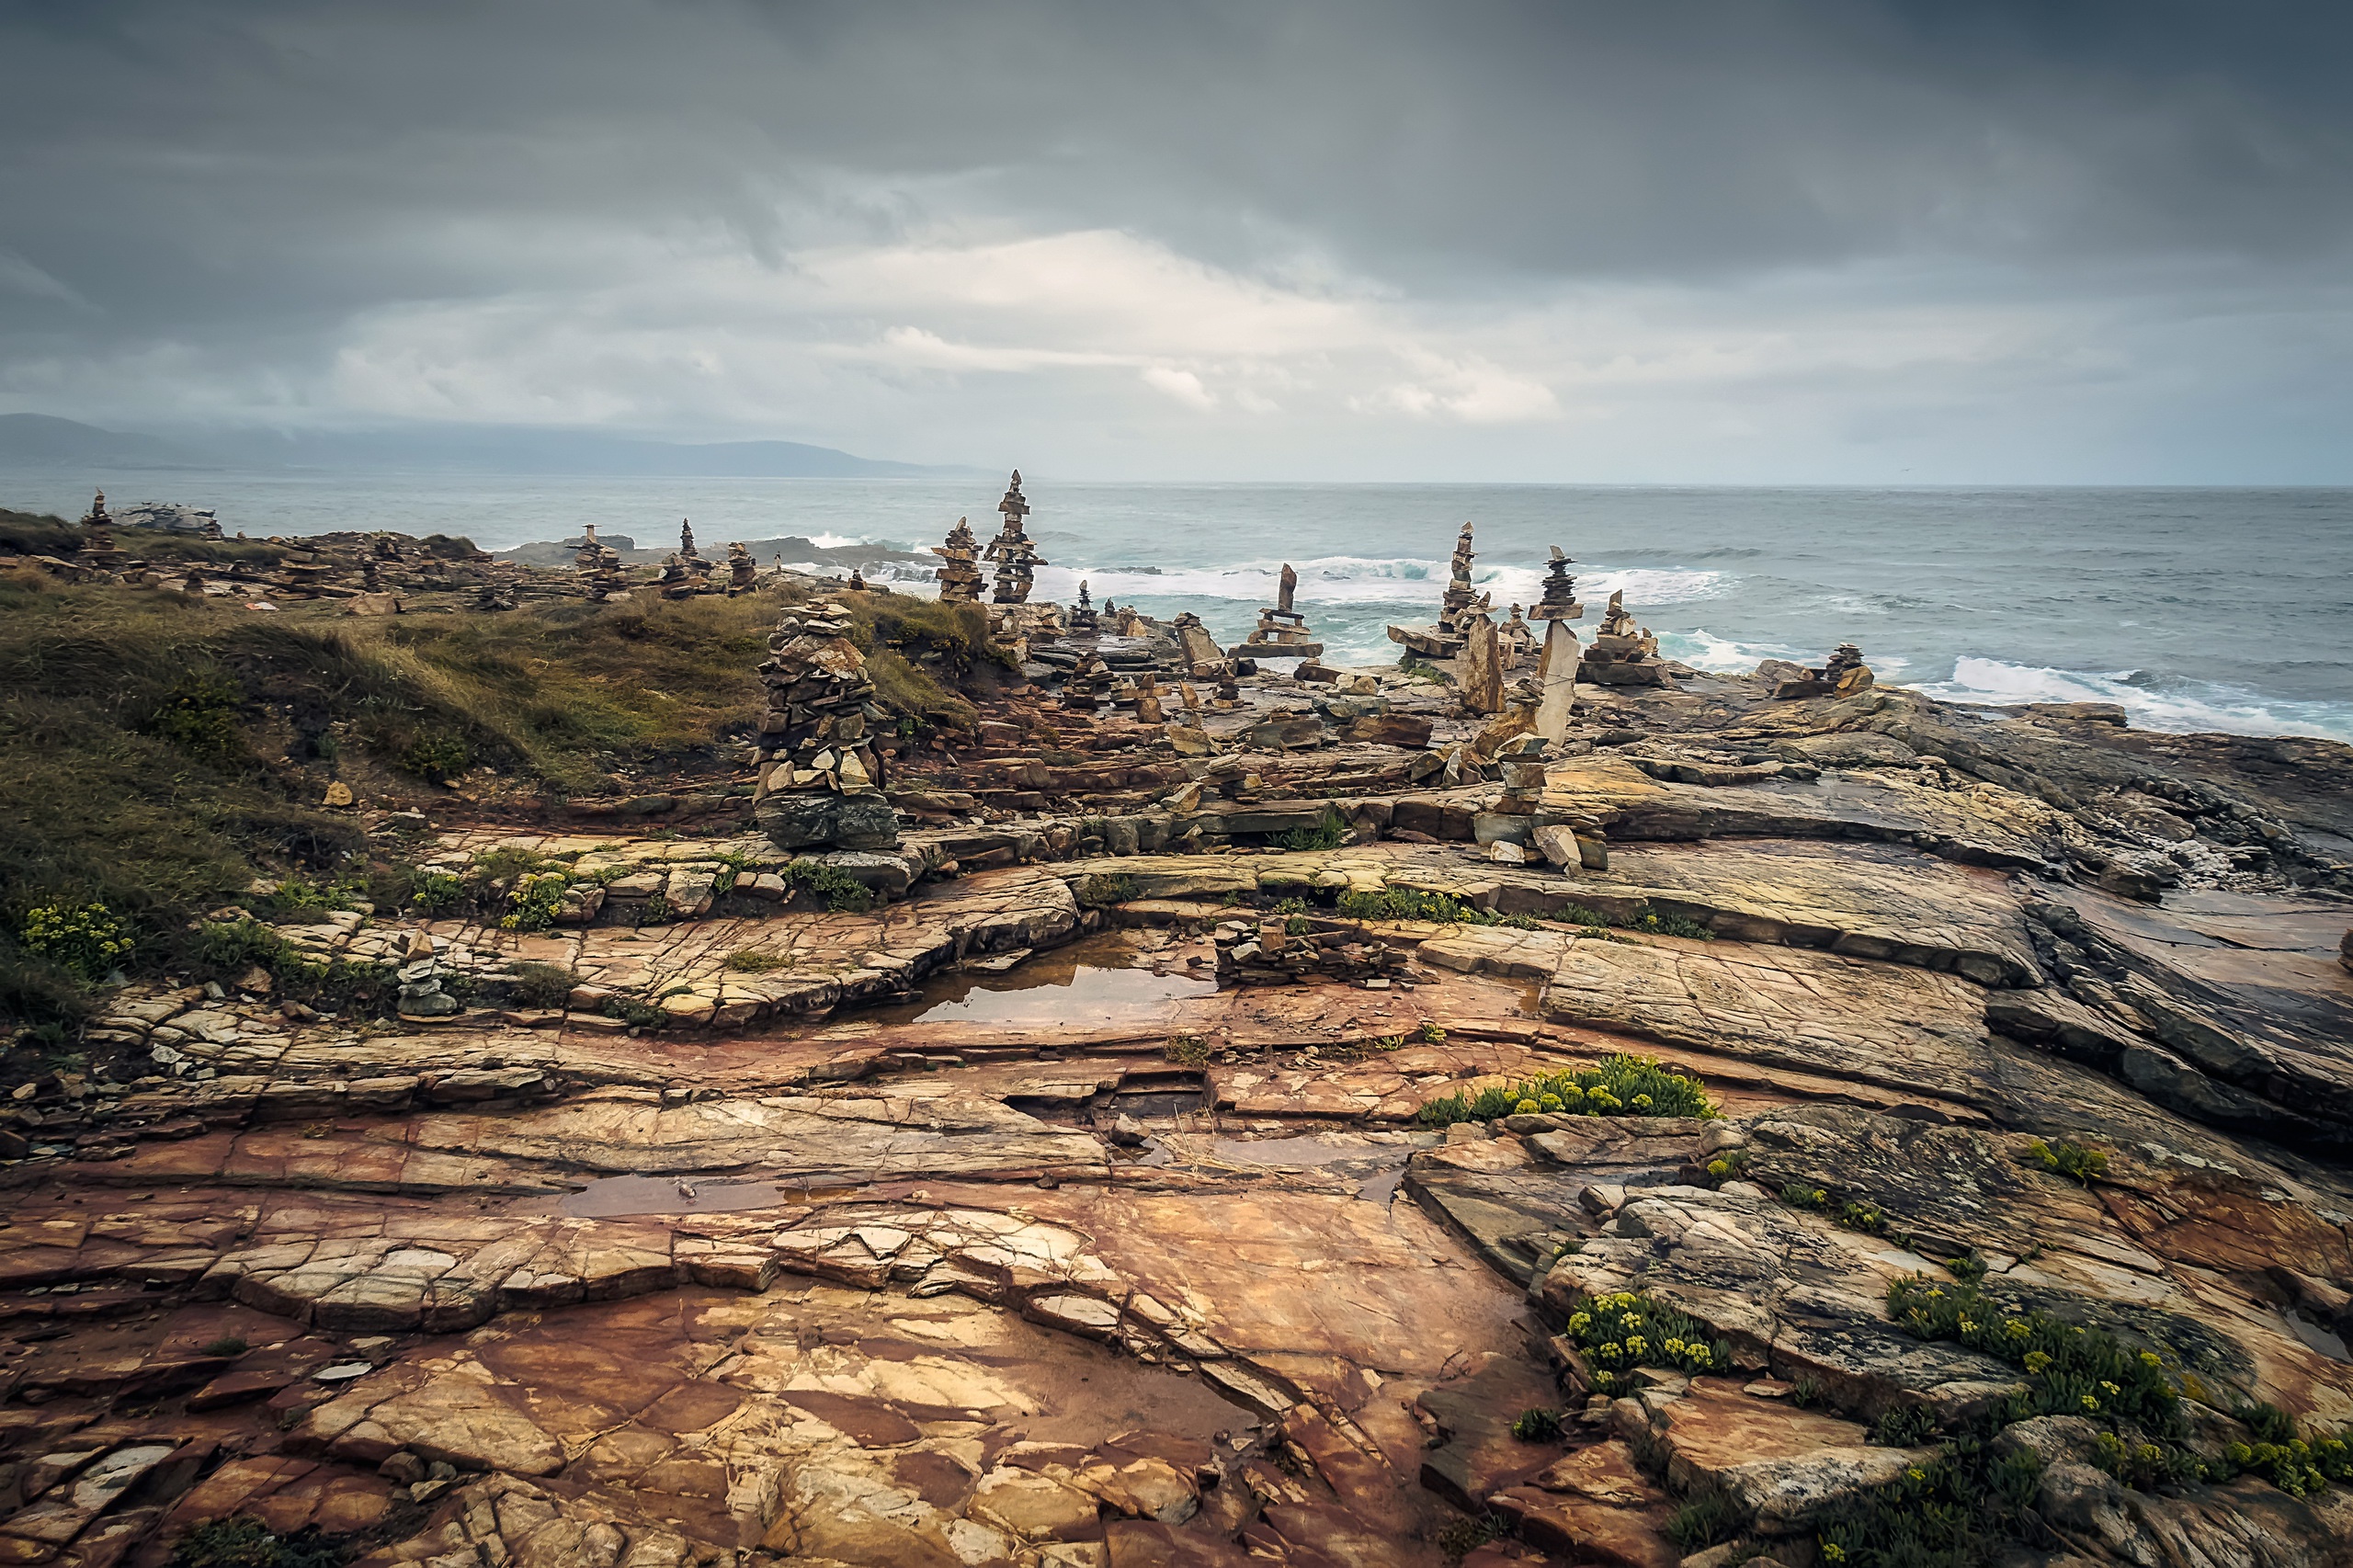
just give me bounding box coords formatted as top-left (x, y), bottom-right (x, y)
top-left (1439, 521), bottom-right (1485, 636)
top-left (983, 471), bottom-right (1046, 604)
top-left (750, 596), bottom-right (902, 851)
top-left (1069, 579), bottom-right (1099, 634)
top-left (726, 540), bottom-right (757, 594)
top-left (932, 517), bottom-right (984, 604)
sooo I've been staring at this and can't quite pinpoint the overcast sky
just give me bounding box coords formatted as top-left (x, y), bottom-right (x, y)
top-left (2, 0), bottom-right (2348, 482)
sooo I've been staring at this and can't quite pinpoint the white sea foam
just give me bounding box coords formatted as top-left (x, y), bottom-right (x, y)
top-left (1919, 657), bottom-right (2353, 743)
top-left (1030, 556), bottom-right (1729, 612)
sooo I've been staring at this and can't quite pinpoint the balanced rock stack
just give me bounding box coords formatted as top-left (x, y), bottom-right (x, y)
top-left (678, 518), bottom-right (706, 574)
top-left (1069, 580), bottom-right (1099, 635)
top-left (77, 492), bottom-right (127, 574)
top-left (984, 472), bottom-right (1046, 604)
top-left (932, 517), bottom-right (984, 604)
top-left (1229, 564), bottom-right (1324, 661)
top-left (585, 545), bottom-right (626, 603)
top-left (750, 597), bottom-right (902, 851)
top-left (1171, 613), bottom-right (1224, 676)
top-left (394, 932), bottom-right (459, 1019)
top-left (656, 555), bottom-right (697, 599)
top-left (1578, 590), bottom-right (1674, 688)
top-left (1773, 642), bottom-right (1875, 699)
top-left (1439, 522), bottom-right (1491, 641)
top-left (278, 551), bottom-right (337, 597)
top-left (1529, 546), bottom-right (1585, 740)
top-left (1060, 653), bottom-right (1113, 712)
top-left (473, 571), bottom-right (519, 612)
top-left (726, 540), bottom-right (757, 594)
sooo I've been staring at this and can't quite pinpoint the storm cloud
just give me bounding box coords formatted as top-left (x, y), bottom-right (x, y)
top-left (2, 0), bottom-right (2348, 479)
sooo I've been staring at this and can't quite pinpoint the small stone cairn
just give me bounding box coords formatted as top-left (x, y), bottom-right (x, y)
top-left (395, 932), bottom-right (460, 1019)
top-left (1773, 642), bottom-right (1875, 699)
top-left (1213, 917), bottom-right (1412, 988)
top-left (750, 596), bottom-right (902, 851)
top-left (77, 491), bottom-right (127, 574)
top-left (1060, 653), bottom-right (1113, 712)
top-left (726, 540), bottom-right (757, 594)
top-left (984, 472), bottom-right (1046, 604)
top-left (575, 527), bottom-right (627, 602)
top-left (1069, 580), bottom-right (1099, 635)
top-left (1579, 589), bottom-right (1674, 688)
top-left (932, 517), bottom-right (984, 604)
top-left (1230, 563), bottom-right (1324, 662)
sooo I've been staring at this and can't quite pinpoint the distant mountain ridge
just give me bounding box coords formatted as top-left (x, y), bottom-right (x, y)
top-left (0, 414), bottom-right (967, 478)
top-left (0, 414), bottom-right (213, 470)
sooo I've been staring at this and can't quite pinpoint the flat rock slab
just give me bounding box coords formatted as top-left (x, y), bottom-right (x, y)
top-left (1536, 753), bottom-right (2060, 868)
top-left (1579, 839), bottom-right (2042, 986)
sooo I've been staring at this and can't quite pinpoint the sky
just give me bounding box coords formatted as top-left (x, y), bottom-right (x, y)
top-left (1, 0), bottom-right (2349, 483)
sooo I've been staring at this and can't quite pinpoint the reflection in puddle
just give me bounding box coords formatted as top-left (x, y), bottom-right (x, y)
top-left (874, 933), bottom-right (1215, 1027)
top-left (562, 1174), bottom-right (854, 1218)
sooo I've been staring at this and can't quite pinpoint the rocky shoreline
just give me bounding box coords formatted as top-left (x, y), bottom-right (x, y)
top-left (4, 499), bottom-right (2352, 1568)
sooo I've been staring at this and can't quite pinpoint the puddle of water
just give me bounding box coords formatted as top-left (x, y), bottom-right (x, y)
top-left (1208, 1135), bottom-right (1411, 1203)
top-left (562, 1174), bottom-right (854, 1218)
top-left (872, 932), bottom-right (1215, 1027)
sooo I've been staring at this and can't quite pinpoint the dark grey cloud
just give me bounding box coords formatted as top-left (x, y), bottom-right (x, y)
top-left (0, 0), bottom-right (2347, 478)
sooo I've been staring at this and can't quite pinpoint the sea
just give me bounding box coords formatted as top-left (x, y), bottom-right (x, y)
top-left (9, 471), bottom-right (2350, 744)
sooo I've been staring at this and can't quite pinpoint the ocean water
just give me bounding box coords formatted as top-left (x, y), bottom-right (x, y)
top-left (9, 470), bottom-right (2349, 744)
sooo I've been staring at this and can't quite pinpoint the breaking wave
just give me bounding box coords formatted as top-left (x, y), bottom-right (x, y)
top-left (1918, 657), bottom-right (2353, 743)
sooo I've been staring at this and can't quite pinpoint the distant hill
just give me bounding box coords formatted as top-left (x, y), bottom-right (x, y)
top-left (201, 425), bottom-right (971, 478)
top-left (0, 414), bottom-right (972, 479)
top-left (0, 414), bottom-right (213, 470)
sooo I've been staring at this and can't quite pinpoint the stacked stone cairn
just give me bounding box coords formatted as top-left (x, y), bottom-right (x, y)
top-left (1773, 642), bottom-right (1875, 699)
top-left (473, 570), bottom-right (519, 612)
top-left (1213, 917), bottom-right (1412, 988)
top-left (1171, 612), bottom-right (1224, 676)
top-left (1069, 580), bottom-right (1099, 635)
top-left (750, 597), bottom-right (903, 851)
top-left (679, 518), bottom-right (708, 574)
top-left (76, 491), bottom-right (127, 574)
top-left (1230, 563), bottom-right (1324, 661)
top-left (1529, 546), bottom-right (1586, 741)
top-left (1439, 522), bottom-right (1492, 642)
top-left (984, 472), bottom-right (1045, 604)
top-left (1578, 589), bottom-right (1674, 688)
top-left (277, 550), bottom-right (336, 597)
top-left (727, 540), bottom-right (757, 594)
top-left (576, 527), bottom-right (627, 603)
top-left (1060, 653), bottom-right (1114, 712)
top-left (656, 555), bottom-right (696, 599)
top-left (932, 517), bottom-right (984, 603)
top-left (395, 932), bottom-right (459, 1019)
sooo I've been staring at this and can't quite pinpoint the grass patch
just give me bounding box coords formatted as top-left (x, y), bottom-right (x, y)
top-left (1335, 886), bottom-right (1538, 928)
top-left (724, 949), bottom-right (789, 973)
top-left (171, 1518), bottom-right (343, 1568)
top-left (1165, 1035), bottom-right (1211, 1067)
top-left (1509, 1407), bottom-right (1563, 1442)
top-left (786, 859), bottom-right (872, 913)
top-left (1416, 1053), bottom-right (1718, 1127)
top-left (1073, 871), bottom-right (1138, 907)
top-left (1279, 802), bottom-right (1347, 851)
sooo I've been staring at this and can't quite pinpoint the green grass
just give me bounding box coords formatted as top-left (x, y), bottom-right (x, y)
top-left (170, 1518), bottom-right (342, 1568)
top-left (1279, 802), bottom-right (1348, 851)
top-left (1416, 1052), bottom-right (1719, 1126)
top-left (1335, 886), bottom-right (1539, 928)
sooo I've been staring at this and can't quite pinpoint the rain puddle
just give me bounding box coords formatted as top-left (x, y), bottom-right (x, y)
top-left (561, 1174), bottom-right (854, 1218)
top-left (1206, 1135), bottom-right (1413, 1204)
top-left (872, 932), bottom-right (1215, 1028)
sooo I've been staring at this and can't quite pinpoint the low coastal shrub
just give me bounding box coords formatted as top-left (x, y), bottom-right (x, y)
top-left (1072, 871), bottom-right (1137, 908)
top-left (2026, 1138), bottom-right (2110, 1185)
top-left (1560, 1290), bottom-right (1733, 1392)
top-left (506, 962), bottom-right (575, 1007)
top-left (1416, 1053), bottom-right (1718, 1126)
top-left (18, 903), bottom-right (134, 983)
